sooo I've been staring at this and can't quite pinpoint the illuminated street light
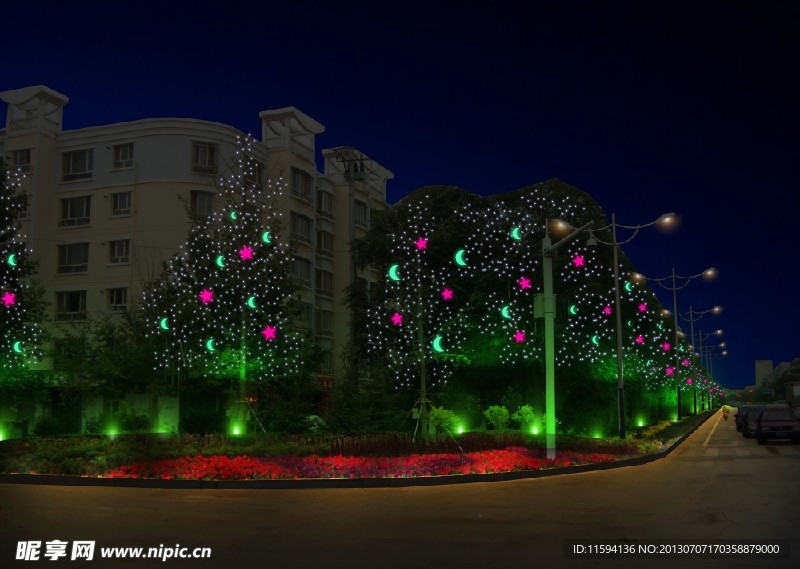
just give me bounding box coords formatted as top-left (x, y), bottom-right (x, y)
top-left (681, 304), bottom-right (724, 413)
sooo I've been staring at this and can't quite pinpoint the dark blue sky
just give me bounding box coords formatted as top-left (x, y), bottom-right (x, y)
top-left (3, 1), bottom-right (798, 390)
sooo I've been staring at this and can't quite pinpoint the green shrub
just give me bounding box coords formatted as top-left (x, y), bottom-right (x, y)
top-left (483, 405), bottom-right (510, 431)
top-left (429, 406), bottom-right (458, 434)
top-left (511, 405), bottom-right (537, 430)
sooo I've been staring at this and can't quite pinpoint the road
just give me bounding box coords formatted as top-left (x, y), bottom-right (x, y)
top-left (1, 411), bottom-right (798, 568)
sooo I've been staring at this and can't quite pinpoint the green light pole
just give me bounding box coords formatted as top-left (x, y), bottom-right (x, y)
top-left (541, 219), bottom-right (593, 459)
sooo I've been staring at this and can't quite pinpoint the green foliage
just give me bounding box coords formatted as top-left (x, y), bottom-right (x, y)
top-left (511, 404), bottom-right (537, 429)
top-left (428, 406), bottom-right (458, 433)
top-left (483, 405), bottom-right (510, 431)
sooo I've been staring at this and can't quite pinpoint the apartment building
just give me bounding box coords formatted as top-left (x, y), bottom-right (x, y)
top-left (0, 85), bottom-right (393, 394)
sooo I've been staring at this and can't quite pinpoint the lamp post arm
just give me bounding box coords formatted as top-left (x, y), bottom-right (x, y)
top-left (544, 221), bottom-right (594, 255)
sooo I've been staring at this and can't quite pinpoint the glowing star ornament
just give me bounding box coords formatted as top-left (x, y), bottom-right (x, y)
top-left (635, 335), bottom-right (645, 344)
top-left (602, 306), bottom-right (612, 315)
top-left (441, 288), bottom-right (454, 301)
top-left (686, 378), bottom-right (693, 385)
top-left (261, 325), bottom-right (277, 341)
top-left (661, 342), bottom-right (671, 351)
top-left (391, 312), bottom-right (403, 326)
top-left (239, 245), bottom-right (254, 261)
top-left (518, 276), bottom-right (531, 290)
top-left (513, 330), bottom-right (526, 343)
top-left (415, 237), bottom-right (428, 250)
top-left (198, 289), bottom-right (214, 304)
top-left (638, 303), bottom-right (647, 312)
top-left (572, 255), bottom-right (585, 267)
top-left (1, 291), bottom-right (16, 307)
top-left (666, 367), bottom-right (675, 376)
top-left (682, 359), bottom-right (690, 366)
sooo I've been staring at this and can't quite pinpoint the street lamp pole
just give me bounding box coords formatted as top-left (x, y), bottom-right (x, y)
top-left (542, 219), bottom-right (593, 460)
top-left (682, 306), bottom-right (722, 414)
top-left (611, 214), bottom-right (626, 439)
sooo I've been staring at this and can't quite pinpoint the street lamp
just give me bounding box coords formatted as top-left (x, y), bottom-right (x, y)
top-left (681, 306), bottom-right (723, 414)
top-left (541, 219), bottom-right (593, 459)
top-left (573, 211), bottom-right (676, 439)
top-left (633, 266), bottom-right (718, 420)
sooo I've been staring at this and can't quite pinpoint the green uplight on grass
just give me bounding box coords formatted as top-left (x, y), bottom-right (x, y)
top-left (456, 425), bottom-right (465, 435)
top-left (105, 425), bottom-right (119, 438)
top-left (230, 423), bottom-right (243, 436)
top-left (637, 419), bottom-right (644, 428)
top-left (531, 426), bottom-right (539, 435)
top-left (592, 430), bottom-right (604, 439)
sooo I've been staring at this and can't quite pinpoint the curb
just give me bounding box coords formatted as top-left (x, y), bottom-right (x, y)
top-left (0, 412), bottom-right (715, 490)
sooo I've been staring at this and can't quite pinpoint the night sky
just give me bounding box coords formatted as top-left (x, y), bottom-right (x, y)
top-left (3, 1), bottom-right (798, 390)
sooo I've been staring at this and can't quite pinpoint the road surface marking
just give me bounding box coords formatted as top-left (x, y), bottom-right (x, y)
top-left (702, 413), bottom-right (722, 447)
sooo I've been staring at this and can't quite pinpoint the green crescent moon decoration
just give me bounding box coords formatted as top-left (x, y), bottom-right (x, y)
top-left (646, 359), bottom-right (653, 366)
top-left (500, 305), bottom-right (512, 319)
top-left (624, 281), bottom-right (634, 292)
top-left (432, 335), bottom-right (445, 353)
top-left (657, 322), bottom-right (664, 330)
top-left (454, 249), bottom-right (467, 267)
top-left (205, 338), bottom-right (216, 352)
top-left (159, 317), bottom-right (170, 331)
top-left (246, 296), bottom-right (257, 309)
top-left (261, 231), bottom-right (272, 244)
top-left (568, 304), bottom-right (578, 315)
top-left (229, 211), bottom-right (238, 220)
top-left (388, 264), bottom-right (401, 281)
top-left (626, 320), bottom-right (633, 327)
top-left (7, 253), bottom-right (17, 267)
top-left (13, 341), bottom-right (23, 354)
top-left (215, 255), bottom-right (226, 268)
top-left (591, 335), bottom-right (600, 346)
top-left (510, 227), bottom-right (522, 241)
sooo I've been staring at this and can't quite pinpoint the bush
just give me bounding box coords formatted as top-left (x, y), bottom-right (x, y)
top-left (484, 405), bottom-right (510, 431)
top-left (429, 406), bottom-right (459, 434)
top-left (511, 405), bottom-right (537, 431)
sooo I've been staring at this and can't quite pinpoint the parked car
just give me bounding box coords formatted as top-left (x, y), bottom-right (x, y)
top-left (735, 406), bottom-right (754, 432)
top-left (755, 408), bottom-right (800, 443)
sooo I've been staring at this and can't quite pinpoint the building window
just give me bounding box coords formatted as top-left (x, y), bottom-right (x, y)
top-left (191, 141), bottom-right (218, 174)
top-left (55, 290), bottom-right (87, 321)
top-left (112, 143), bottom-right (134, 169)
top-left (13, 149), bottom-right (31, 173)
top-left (290, 212), bottom-right (312, 245)
top-left (315, 309), bottom-right (333, 336)
top-left (291, 167), bottom-right (313, 202)
top-left (57, 243), bottom-right (89, 273)
top-left (294, 301), bottom-right (313, 328)
top-left (109, 239), bottom-right (130, 264)
top-left (62, 149), bottom-right (94, 181)
top-left (107, 287), bottom-right (128, 311)
top-left (17, 194), bottom-right (28, 220)
top-left (246, 161), bottom-right (264, 189)
top-left (316, 229), bottom-right (333, 257)
top-left (291, 256), bottom-right (312, 288)
top-left (316, 189), bottom-right (334, 219)
top-left (59, 196), bottom-right (91, 227)
top-left (190, 190), bottom-right (214, 215)
top-left (111, 191), bottom-right (131, 216)
top-left (354, 200), bottom-right (368, 228)
top-left (315, 269), bottom-right (334, 297)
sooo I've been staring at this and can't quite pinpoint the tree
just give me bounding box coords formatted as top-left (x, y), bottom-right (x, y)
top-left (142, 136), bottom-right (312, 433)
top-left (0, 159), bottom-right (46, 380)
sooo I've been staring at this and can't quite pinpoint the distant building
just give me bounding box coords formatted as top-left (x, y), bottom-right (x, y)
top-left (754, 360), bottom-right (773, 387)
top-left (0, 85), bottom-right (392, 395)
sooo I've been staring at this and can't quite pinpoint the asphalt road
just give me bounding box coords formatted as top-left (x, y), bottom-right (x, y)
top-left (1, 411), bottom-right (798, 569)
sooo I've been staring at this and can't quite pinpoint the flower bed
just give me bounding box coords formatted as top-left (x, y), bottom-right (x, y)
top-left (104, 446), bottom-right (616, 480)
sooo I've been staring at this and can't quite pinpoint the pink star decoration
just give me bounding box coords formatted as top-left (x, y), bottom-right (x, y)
top-left (686, 378), bottom-right (693, 385)
top-left (441, 288), bottom-right (454, 301)
top-left (572, 255), bottom-right (585, 267)
top-left (602, 306), bottom-right (612, 315)
top-left (682, 359), bottom-right (690, 366)
top-left (261, 325), bottom-right (277, 341)
top-left (415, 237), bottom-right (428, 250)
top-left (638, 303), bottom-right (647, 312)
top-left (666, 367), bottom-right (675, 376)
top-left (635, 335), bottom-right (645, 344)
top-left (198, 289), bottom-right (214, 304)
top-left (1, 291), bottom-right (16, 307)
top-left (518, 277), bottom-right (531, 290)
top-left (661, 342), bottom-right (671, 351)
top-left (239, 245), bottom-right (254, 261)
top-left (391, 312), bottom-right (403, 326)
top-left (513, 330), bottom-right (526, 343)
